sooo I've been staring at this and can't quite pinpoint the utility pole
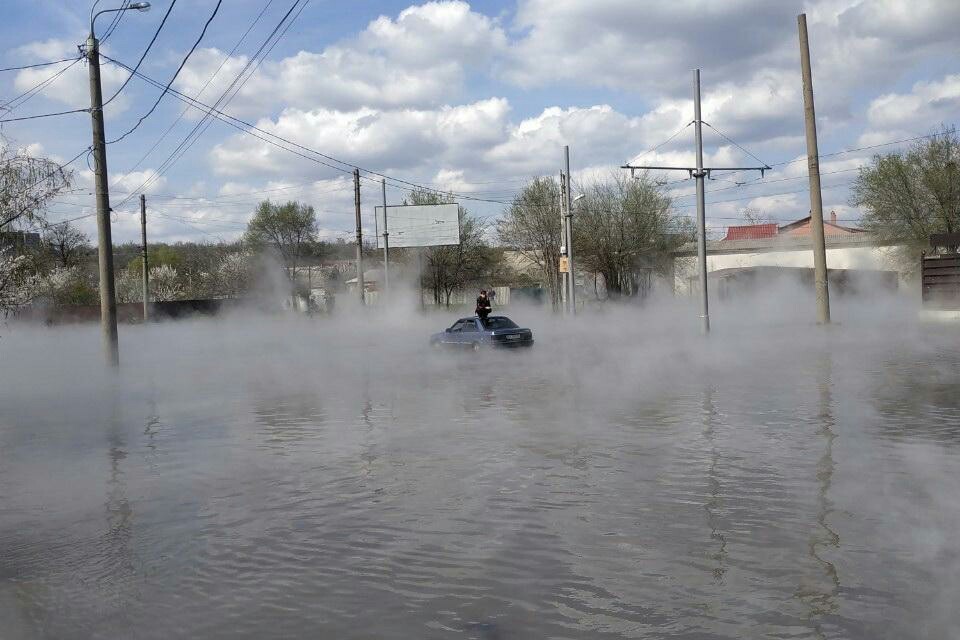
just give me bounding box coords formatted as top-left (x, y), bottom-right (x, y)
top-left (558, 171), bottom-right (568, 313)
top-left (693, 70), bottom-right (710, 334)
top-left (353, 169), bottom-right (365, 305)
top-left (564, 145), bottom-right (577, 315)
top-left (87, 32), bottom-right (119, 365)
top-left (140, 194), bottom-right (149, 323)
top-left (381, 178), bottom-right (389, 298)
top-left (621, 69), bottom-right (769, 335)
top-left (798, 13), bottom-right (831, 324)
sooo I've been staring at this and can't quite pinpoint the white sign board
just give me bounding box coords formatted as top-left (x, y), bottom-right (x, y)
top-left (374, 203), bottom-right (460, 249)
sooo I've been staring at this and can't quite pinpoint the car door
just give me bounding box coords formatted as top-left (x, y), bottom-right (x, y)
top-left (460, 318), bottom-right (481, 346)
top-left (444, 319), bottom-right (468, 346)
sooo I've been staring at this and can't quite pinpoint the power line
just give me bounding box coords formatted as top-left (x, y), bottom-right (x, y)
top-left (626, 121), bottom-right (693, 164)
top-left (107, 0), bottom-right (223, 145)
top-left (701, 121), bottom-right (769, 167)
top-left (126, 0), bottom-right (307, 197)
top-left (100, 0), bottom-right (131, 43)
top-left (109, 0), bottom-right (276, 186)
top-left (0, 58), bottom-right (80, 72)
top-left (0, 107), bottom-right (87, 123)
top-left (102, 0), bottom-right (178, 107)
top-left (0, 57), bottom-right (82, 114)
top-left (109, 0), bottom-right (303, 203)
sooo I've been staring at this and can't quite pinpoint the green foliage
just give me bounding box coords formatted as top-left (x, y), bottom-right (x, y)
top-left (853, 126), bottom-right (960, 256)
top-left (244, 200), bottom-right (318, 276)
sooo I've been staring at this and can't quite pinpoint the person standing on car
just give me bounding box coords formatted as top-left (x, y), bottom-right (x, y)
top-left (476, 289), bottom-right (492, 324)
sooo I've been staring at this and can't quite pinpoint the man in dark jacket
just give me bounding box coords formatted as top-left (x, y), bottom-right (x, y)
top-left (476, 289), bottom-right (492, 324)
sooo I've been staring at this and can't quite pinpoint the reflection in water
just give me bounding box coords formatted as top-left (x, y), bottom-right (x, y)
top-left (102, 396), bottom-right (137, 617)
top-left (701, 386), bottom-right (727, 585)
top-left (797, 353), bottom-right (841, 637)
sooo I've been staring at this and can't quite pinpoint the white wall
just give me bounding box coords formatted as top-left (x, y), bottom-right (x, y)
top-left (674, 245), bottom-right (908, 295)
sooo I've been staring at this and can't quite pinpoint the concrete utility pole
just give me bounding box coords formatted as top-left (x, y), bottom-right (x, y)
top-left (353, 169), bottom-right (365, 305)
top-left (558, 171), bottom-right (569, 313)
top-left (564, 145), bottom-right (577, 315)
top-left (87, 31), bottom-right (119, 365)
top-left (621, 69), bottom-right (768, 335)
top-left (798, 13), bottom-right (831, 324)
top-left (140, 194), bottom-right (149, 322)
top-left (693, 69), bottom-right (710, 334)
top-left (381, 178), bottom-right (389, 298)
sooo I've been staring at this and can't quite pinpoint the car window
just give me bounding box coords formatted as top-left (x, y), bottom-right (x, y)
top-left (450, 321), bottom-right (466, 332)
top-left (485, 317), bottom-right (518, 330)
top-left (462, 321), bottom-right (479, 332)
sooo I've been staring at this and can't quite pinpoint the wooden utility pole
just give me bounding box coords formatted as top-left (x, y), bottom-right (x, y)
top-left (798, 13), bottom-right (831, 324)
top-left (140, 194), bottom-right (149, 322)
top-left (353, 169), bottom-right (365, 305)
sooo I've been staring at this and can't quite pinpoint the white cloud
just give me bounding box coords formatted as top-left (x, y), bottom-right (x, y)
top-left (174, 1), bottom-right (506, 116)
top-left (866, 74), bottom-right (960, 132)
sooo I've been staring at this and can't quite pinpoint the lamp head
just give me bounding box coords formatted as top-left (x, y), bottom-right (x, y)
top-left (129, 2), bottom-right (151, 11)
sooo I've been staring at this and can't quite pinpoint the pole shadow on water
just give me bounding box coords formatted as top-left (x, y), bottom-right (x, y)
top-left (701, 385), bottom-right (727, 585)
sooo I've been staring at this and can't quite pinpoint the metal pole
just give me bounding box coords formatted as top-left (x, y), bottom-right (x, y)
top-left (564, 145), bottom-right (577, 315)
top-left (798, 13), bottom-right (831, 324)
top-left (381, 178), bottom-right (389, 298)
top-left (140, 194), bottom-right (149, 323)
top-left (353, 168), bottom-right (365, 305)
top-left (693, 68), bottom-right (710, 334)
top-left (418, 248), bottom-right (424, 311)
top-left (88, 34), bottom-right (119, 365)
top-left (559, 171), bottom-right (568, 314)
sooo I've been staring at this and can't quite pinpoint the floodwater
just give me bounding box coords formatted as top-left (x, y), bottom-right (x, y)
top-left (1, 302), bottom-right (959, 639)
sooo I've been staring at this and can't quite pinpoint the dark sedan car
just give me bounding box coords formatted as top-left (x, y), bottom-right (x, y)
top-left (430, 316), bottom-right (534, 350)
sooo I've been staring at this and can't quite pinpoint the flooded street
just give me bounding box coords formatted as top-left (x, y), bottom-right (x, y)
top-left (2, 307), bottom-right (960, 639)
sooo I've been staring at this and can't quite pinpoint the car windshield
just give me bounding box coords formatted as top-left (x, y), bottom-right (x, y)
top-left (483, 317), bottom-right (518, 330)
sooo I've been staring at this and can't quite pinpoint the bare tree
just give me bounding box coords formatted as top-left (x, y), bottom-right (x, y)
top-left (406, 189), bottom-right (496, 306)
top-left (497, 177), bottom-right (563, 309)
top-left (43, 221), bottom-right (89, 268)
top-left (574, 172), bottom-right (692, 300)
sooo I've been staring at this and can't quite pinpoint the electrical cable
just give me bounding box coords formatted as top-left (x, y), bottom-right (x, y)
top-left (102, 0), bottom-right (178, 107)
top-left (106, 0), bottom-right (223, 145)
top-left (110, 0), bottom-right (276, 184)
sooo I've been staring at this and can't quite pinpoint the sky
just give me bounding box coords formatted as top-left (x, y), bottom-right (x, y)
top-left (1, 0), bottom-right (958, 245)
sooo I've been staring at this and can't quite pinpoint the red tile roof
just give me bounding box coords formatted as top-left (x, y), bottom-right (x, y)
top-left (723, 223), bottom-right (779, 241)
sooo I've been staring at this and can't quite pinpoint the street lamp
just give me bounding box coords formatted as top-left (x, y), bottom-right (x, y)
top-left (87, 2), bottom-right (151, 366)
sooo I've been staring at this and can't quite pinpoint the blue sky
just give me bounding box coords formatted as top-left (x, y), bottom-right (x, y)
top-left (2, 0), bottom-right (958, 244)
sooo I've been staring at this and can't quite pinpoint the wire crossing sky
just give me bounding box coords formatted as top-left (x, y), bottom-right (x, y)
top-left (1, 0), bottom-right (958, 244)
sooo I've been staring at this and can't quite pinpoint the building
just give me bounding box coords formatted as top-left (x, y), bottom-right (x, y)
top-left (672, 211), bottom-right (907, 296)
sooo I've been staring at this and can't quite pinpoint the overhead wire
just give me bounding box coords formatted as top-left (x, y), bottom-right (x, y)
top-left (107, 0), bottom-right (223, 145)
top-left (102, 0), bottom-right (178, 107)
top-left (109, 0), bottom-right (276, 185)
top-left (109, 0), bottom-right (303, 204)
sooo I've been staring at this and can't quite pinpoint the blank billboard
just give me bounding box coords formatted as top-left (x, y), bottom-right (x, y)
top-left (374, 203), bottom-right (460, 248)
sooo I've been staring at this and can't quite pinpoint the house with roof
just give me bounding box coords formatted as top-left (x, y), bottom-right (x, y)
top-left (670, 211), bottom-right (907, 297)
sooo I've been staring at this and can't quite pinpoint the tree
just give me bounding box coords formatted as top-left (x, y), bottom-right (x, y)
top-left (497, 177), bottom-right (564, 308)
top-left (1, 138), bottom-right (73, 232)
top-left (852, 126), bottom-right (960, 261)
top-left (244, 200), bottom-right (317, 280)
top-left (43, 221), bottom-right (89, 268)
top-left (573, 172), bottom-right (692, 300)
top-left (406, 189), bottom-right (496, 306)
